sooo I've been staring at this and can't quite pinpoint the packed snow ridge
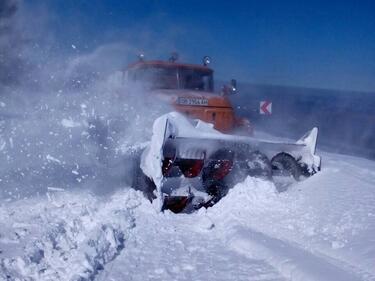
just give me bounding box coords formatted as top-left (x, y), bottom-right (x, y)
top-left (0, 190), bottom-right (139, 281)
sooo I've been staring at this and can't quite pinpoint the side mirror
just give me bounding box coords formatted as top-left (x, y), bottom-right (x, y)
top-left (221, 79), bottom-right (237, 96)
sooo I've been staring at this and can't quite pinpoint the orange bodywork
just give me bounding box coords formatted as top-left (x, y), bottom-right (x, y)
top-left (174, 105), bottom-right (235, 133)
top-left (126, 60), bottom-right (249, 134)
top-left (171, 94), bottom-right (236, 133)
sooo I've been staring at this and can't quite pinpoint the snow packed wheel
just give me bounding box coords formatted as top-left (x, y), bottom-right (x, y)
top-left (202, 179), bottom-right (228, 206)
top-left (225, 150), bottom-right (272, 186)
top-left (202, 149), bottom-right (235, 182)
top-left (244, 151), bottom-right (272, 179)
top-left (271, 152), bottom-right (302, 181)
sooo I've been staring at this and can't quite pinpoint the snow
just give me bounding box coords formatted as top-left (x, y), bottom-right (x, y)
top-left (46, 154), bottom-right (62, 164)
top-left (0, 64), bottom-right (373, 279)
top-left (1, 147), bottom-right (375, 280)
top-left (61, 118), bottom-right (82, 128)
top-left (0, 190), bottom-right (138, 280)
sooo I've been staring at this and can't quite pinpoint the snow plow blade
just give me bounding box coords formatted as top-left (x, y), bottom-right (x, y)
top-left (139, 112), bottom-right (321, 212)
top-left (158, 114), bottom-right (321, 176)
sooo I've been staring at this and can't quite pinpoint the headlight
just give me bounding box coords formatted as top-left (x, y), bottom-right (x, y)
top-left (203, 56), bottom-right (211, 66)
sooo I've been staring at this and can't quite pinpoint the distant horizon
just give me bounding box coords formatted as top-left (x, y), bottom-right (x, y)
top-left (235, 80), bottom-right (375, 95)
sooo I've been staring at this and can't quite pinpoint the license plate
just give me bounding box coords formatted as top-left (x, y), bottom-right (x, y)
top-left (177, 97), bottom-right (209, 106)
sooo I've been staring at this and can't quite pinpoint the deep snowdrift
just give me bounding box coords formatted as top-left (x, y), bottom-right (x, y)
top-left (1, 149), bottom-right (374, 281)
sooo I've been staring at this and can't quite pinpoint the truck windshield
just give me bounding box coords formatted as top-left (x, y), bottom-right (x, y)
top-left (128, 65), bottom-right (213, 92)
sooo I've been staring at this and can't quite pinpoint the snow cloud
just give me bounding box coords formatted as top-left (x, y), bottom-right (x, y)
top-left (0, 0), bottom-right (26, 86)
top-left (0, 1), bottom-right (172, 200)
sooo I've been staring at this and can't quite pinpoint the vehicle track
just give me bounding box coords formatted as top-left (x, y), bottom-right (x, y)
top-left (226, 226), bottom-right (367, 281)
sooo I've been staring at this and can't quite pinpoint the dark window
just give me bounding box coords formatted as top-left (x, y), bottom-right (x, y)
top-left (128, 65), bottom-right (213, 92)
top-left (179, 68), bottom-right (213, 91)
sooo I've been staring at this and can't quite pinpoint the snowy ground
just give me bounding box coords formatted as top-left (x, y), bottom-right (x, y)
top-left (1, 148), bottom-right (375, 281)
top-left (1, 2), bottom-right (374, 278)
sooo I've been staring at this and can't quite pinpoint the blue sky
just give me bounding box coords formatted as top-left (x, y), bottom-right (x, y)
top-left (28, 0), bottom-right (375, 92)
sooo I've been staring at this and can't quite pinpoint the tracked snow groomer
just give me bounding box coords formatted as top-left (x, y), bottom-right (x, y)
top-left (127, 54), bottom-right (321, 213)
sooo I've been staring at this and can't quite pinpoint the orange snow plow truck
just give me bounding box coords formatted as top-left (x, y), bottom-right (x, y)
top-left (126, 54), bottom-right (321, 213)
top-left (125, 54), bottom-right (252, 135)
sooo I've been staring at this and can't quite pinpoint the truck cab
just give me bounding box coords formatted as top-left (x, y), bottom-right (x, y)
top-left (125, 55), bottom-right (251, 134)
